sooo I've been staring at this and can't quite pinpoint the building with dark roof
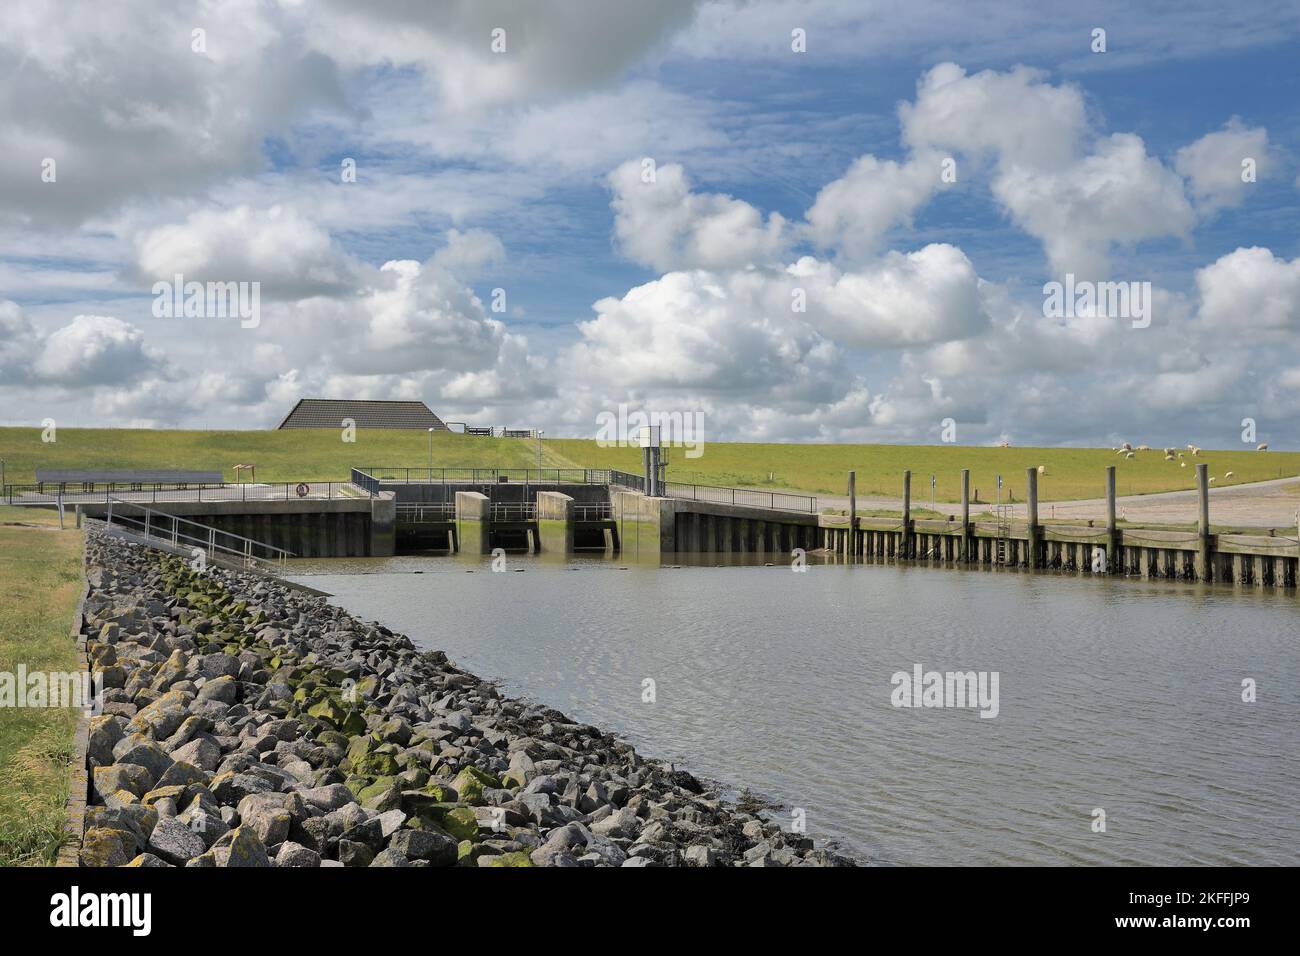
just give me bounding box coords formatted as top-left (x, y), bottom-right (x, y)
top-left (277, 399), bottom-right (448, 430)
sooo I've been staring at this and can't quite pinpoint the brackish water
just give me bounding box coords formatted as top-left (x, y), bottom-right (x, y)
top-left (288, 554), bottom-right (1300, 865)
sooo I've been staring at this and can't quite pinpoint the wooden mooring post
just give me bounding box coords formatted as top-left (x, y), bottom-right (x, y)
top-left (1105, 465), bottom-right (1117, 573)
top-left (1196, 463), bottom-right (1211, 581)
top-left (1025, 466), bottom-right (1040, 568)
top-left (960, 468), bottom-right (971, 563)
top-left (901, 470), bottom-right (912, 559)
top-left (847, 470), bottom-right (857, 558)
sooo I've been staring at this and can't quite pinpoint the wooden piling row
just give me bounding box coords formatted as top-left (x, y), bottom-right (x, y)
top-left (816, 465), bottom-right (1300, 591)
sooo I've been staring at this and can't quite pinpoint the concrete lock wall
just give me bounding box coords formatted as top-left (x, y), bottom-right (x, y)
top-left (613, 491), bottom-right (820, 556)
top-left (79, 498), bottom-right (378, 558)
top-left (672, 502), bottom-right (819, 555)
top-left (613, 491), bottom-right (677, 556)
top-left (454, 491), bottom-right (491, 555)
top-left (536, 491), bottom-right (575, 552)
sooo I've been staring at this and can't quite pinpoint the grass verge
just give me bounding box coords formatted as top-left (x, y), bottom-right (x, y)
top-left (0, 523), bottom-right (84, 865)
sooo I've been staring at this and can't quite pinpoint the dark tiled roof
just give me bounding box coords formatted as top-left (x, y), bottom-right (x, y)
top-left (277, 399), bottom-right (448, 430)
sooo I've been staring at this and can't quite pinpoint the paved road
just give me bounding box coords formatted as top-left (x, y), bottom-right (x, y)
top-left (769, 474), bottom-right (1300, 529)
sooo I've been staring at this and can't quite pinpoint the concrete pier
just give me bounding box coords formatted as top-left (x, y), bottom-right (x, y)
top-left (536, 491), bottom-right (575, 553)
top-left (455, 491), bottom-right (491, 555)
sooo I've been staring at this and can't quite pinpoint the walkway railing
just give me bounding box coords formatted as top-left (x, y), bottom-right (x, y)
top-left (491, 502), bottom-right (537, 521)
top-left (394, 502), bottom-right (455, 522)
top-left (663, 481), bottom-right (817, 513)
top-left (609, 469), bottom-right (646, 492)
top-left (359, 467), bottom-right (611, 485)
top-left (350, 468), bottom-right (380, 496)
top-left (4, 481), bottom-right (362, 505)
top-left (574, 502), bottom-right (612, 521)
top-left (101, 498), bottom-right (293, 572)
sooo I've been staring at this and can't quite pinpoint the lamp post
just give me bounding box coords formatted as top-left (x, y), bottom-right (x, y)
top-left (427, 427), bottom-right (434, 481)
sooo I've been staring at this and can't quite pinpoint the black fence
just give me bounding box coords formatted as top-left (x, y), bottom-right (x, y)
top-left (350, 468), bottom-right (380, 496)
top-left (609, 469), bottom-right (646, 491)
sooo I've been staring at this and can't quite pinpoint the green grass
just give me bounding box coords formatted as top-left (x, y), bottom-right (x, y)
top-left (3, 428), bottom-right (1298, 503)
top-left (0, 523), bottom-right (84, 866)
top-left (0, 505), bottom-right (64, 527)
top-left (0, 427), bottom-right (566, 485)
top-left (547, 439), bottom-right (1300, 502)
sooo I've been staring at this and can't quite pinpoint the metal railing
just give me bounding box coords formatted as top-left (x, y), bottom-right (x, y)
top-left (574, 502), bottom-right (612, 521)
top-left (608, 469), bottom-right (646, 492)
top-left (359, 467), bottom-right (611, 485)
top-left (662, 481), bottom-right (817, 513)
top-left (395, 502), bottom-right (455, 522)
top-left (491, 502), bottom-right (537, 521)
top-left (608, 469), bottom-right (814, 512)
top-left (101, 497), bottom-right (293, 572)
top-left (350, 468), bottom-right (380, 496)
top-left (4, 481), bottom-right (363, 506)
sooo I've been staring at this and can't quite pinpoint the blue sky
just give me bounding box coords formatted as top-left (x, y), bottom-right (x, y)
top-left (2, 1), bottom-right (1299, 448)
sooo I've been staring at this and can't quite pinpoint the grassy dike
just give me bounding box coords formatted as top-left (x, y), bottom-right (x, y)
top-left (0, 507), bottom-right (85, 865)
top-left (548, 439), bottom-right (1300, 501)
top-left (0, 427), bottom-right (570, 484)
top-left (2, 426), bottom-right (1297, 503)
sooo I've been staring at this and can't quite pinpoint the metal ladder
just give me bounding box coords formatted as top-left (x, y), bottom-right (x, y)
top-left (995, 504), bottom-right (1012, 564)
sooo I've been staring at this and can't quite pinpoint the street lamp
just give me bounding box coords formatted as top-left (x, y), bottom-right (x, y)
top-left (427, 427), bottom-right (435, 481)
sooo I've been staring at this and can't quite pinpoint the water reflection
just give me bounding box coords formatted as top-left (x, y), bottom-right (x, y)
top-left (288, 553), bottom-right (1300, 865)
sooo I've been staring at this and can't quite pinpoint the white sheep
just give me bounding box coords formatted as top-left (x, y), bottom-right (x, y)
top-left (1037, 465), bottom-right (1047, 476)
top-left (1258, 442), bottom-right (1269, 451)
top-left (1125, 452), bottom-right (1135, 459)
top-left (1225, 471), bottom-right (1234, 478)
